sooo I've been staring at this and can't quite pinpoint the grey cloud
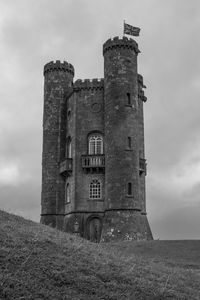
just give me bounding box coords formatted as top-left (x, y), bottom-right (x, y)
top-left (150, 203), bottom-right (200, 240)
top-left (0, 182), bottom-right (41, 222)
top-left (148, 181), bottom-right (200, 240)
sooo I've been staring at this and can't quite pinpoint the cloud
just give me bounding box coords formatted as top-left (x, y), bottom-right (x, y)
top-left (0, 162), bottom-right (19, 186)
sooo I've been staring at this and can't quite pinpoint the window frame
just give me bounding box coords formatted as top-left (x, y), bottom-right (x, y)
top-left (88, 133), bottom-right (104, 155)
top-left (89, 179), bottom-right (101, 199)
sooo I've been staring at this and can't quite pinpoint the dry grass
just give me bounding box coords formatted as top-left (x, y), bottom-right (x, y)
top-left (0, 210), bottom-right (199, 299)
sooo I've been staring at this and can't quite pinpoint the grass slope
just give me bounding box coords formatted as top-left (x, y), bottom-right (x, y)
top-left (0, 210), bottom-right (199, 300)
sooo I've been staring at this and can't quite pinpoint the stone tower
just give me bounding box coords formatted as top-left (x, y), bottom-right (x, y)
top-left (41, 61), bottom-right (74, 229)
top-left (41, 36), bottom-right (153, 242)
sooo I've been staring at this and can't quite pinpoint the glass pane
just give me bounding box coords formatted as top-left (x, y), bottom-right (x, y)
top-left (88, 135), bottom-right (103, 155)
top-left (90, 179), bottom-right (101, 199)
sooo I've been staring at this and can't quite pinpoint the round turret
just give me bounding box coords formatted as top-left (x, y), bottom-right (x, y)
top-left (103, 36), bottom-right (141, 211)
top-left (43, 60), bottom-right (74, 76)
top-left (101, 36), bottom-right (153, 241)
top-left (103, 36), bottom-right (140, 55)
top-left (41, 59), bottom-right (74, 229)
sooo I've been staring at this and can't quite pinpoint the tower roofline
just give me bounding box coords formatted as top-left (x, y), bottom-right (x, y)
top-left (103, 36), bottom-right (140, 55)
top-left (138, 74), bottom-right (147, 88)
top-left (74, 78), bottom-right (104, 91)
top-left (44, 60), bottom-right (74, 76)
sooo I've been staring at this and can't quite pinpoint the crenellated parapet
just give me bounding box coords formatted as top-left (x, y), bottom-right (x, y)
top-left (44, 60), bottom-right (74, 76)
top-left (138, 74), bottom-right (147, 102)
top-left (74, 78), bottom-right (104, 91)
top-left (138, 74), bottom-right (146, 88)
top-left (103, 36), bottom-right (140, 55)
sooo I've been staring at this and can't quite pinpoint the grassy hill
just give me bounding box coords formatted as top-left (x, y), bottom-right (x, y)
top-left (0, 210), bottom-right (199, 300)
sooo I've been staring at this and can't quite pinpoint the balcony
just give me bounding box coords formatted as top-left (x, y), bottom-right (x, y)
top-left (139, 158), bottom-right (147, 175)
top-left (59, 158), bottom-right (73, 176)
top-left (82, 155), bottom-right (105, 172)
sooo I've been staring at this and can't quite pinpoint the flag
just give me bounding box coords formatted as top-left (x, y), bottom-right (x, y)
top-left (124, 23), bottom-right (140, 36)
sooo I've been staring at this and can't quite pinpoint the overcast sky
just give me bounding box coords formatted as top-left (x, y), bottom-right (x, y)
top-left (0, 0), bottom-right (199, 239)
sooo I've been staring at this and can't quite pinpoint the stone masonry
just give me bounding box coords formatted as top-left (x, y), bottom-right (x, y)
top-left (41, 36), bottom-right (153, 242)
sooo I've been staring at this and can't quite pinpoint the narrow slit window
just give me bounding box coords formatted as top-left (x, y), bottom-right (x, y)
top-left (128, 137), bottom-right (132, 149)
top-left (128, 182), bottom-right (132, 195)
top-left (67, 138), bottom-right (72, 158)
top-left (127, 93), bottom-right (131, 105)
top-left (65, 183), bottom-right (70, 203)
top-left (67, 109), bottom-right (71, 120)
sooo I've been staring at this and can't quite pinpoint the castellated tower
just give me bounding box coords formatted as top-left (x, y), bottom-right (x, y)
top-left (41, 36), bottom-right (153, 242)
top-left (41, 61), bottom-right (74, 229)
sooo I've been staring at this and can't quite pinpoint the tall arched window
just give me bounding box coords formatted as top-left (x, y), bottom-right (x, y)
top-left (66, 137), bottom-right (72, 158)
top-left (65, 182), bottom-right (70, 203)
top-left (88, 134), bottom-right (103, 155)
top-left (89, 179), bottom-right (101, 199)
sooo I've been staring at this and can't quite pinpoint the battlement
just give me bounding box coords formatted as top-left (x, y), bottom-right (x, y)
top-left (138, 74), bottom-right (143, 86)
top-left (74, 78), bottom-right (104, 91)
top-left (44, 60), bottom-right (74, 76)
top-left (103, 36), bottom-right (140, 55)
top-left (138, 74), bottom-right (146, 88)
top-left (138, 74), bottom-right (147, 102)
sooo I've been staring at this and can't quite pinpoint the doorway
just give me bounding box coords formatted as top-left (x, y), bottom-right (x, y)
top-left (87, 217), bottom-right (102, 243)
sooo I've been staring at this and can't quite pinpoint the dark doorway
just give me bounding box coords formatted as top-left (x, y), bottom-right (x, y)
top-left (87, 217), bottom-right (102, 243)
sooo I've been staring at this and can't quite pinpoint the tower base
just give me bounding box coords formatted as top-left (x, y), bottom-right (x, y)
top-left (64, 212), bottom-right (105, 242)
top-left (101, 210), bottom-right (153, 242)
top-left (40, 214), bottom-right (64, 230)
top-left (40, 215), bottom-right (57, 228)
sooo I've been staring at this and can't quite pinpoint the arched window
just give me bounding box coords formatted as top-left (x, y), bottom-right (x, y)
top-left (127, 182), bottom-right (132, 196)
top-left (89, 179), bottom-right (101, 199)
top-left (65, 183), bottom-right (70, 203)
top-left (66, 137), bottom-right (72, 158)
top-left (88, 134), bottom-right (103, 155)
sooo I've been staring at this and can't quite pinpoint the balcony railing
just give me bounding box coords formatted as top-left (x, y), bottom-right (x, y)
top-left (59, 158), bottom-right (73, 176)
top-left (139, 158), bottom-right (146, 175)
top-left (82, 155), bottom-right (105, 170)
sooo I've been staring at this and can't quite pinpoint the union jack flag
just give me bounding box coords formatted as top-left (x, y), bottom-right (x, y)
top-left (124, 23), bottom-right (140, 36)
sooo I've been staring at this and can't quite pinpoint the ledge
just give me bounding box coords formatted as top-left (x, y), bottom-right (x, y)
top-left (87, 199), bottom-right (104, 202)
